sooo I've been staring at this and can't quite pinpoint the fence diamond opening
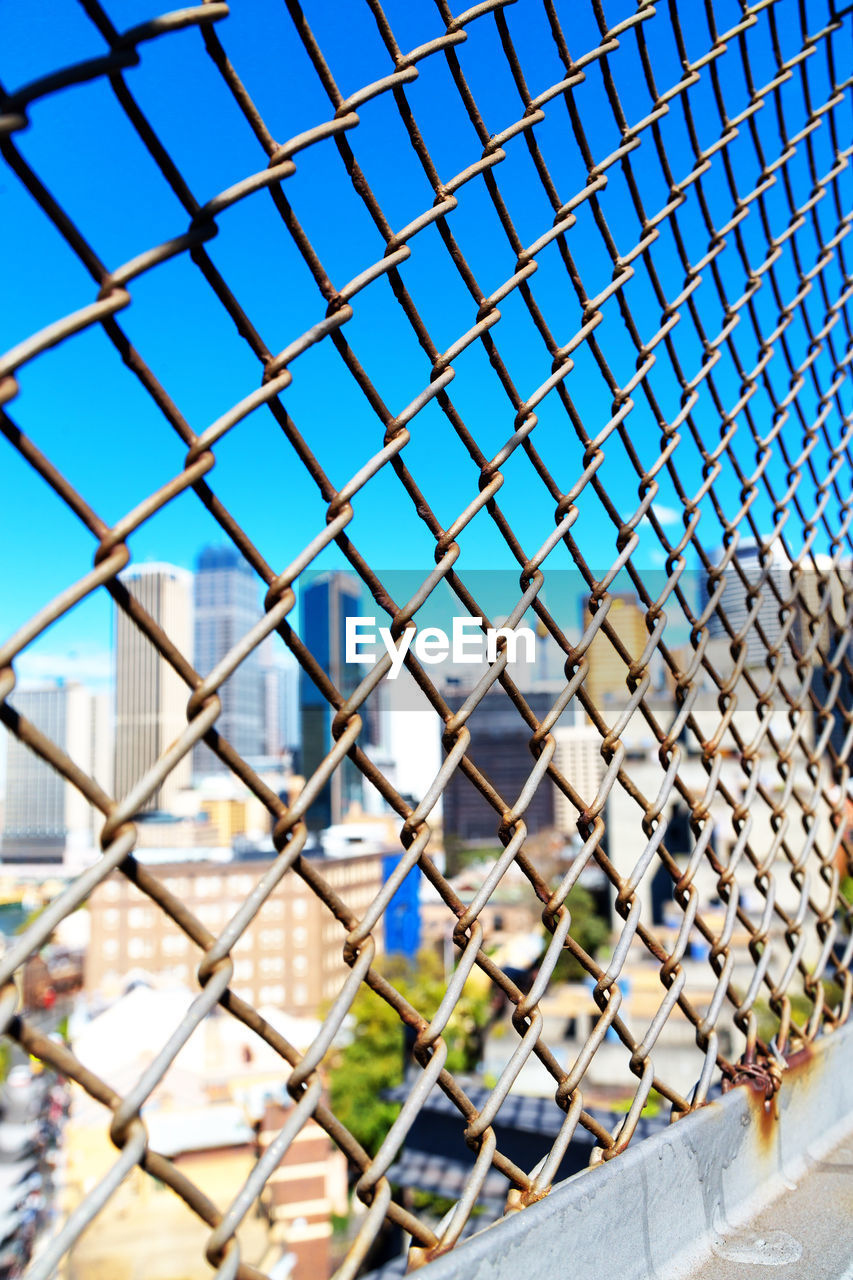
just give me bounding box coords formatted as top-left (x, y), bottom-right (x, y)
top-left (1, 0), bottom-right (853, 1276)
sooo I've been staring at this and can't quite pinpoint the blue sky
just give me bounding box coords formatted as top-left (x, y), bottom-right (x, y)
top-left (1, 0), bottom-right (849, 690)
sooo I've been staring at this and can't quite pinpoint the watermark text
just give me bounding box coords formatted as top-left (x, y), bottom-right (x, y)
top-left (345, 616), bottom-right (535, 678)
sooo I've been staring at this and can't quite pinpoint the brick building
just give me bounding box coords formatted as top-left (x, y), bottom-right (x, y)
top-left (259, 1096), bottom-right (347, 1277)
top-left (86, 850), bottom-right (385, 1014)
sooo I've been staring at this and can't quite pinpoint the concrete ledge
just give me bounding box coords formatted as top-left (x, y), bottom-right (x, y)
top-left (416, 1019), bottom-right (853, 1280)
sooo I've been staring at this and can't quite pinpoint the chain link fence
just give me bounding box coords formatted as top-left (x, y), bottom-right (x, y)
top-left (1, 0), bottom-right (853, 1274)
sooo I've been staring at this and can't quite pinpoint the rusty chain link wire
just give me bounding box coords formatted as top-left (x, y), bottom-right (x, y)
top-left (2, 0), bottom-right (853, 1273)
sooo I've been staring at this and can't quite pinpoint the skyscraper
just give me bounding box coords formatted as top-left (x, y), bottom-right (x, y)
top-left (114, 563), bottom-right (192, 813)
top-left (300, 572), bottom-right (365, 829)
top-left (704, 540), bottom-right (792, 667)
top-left (192, 545), bottom-right (265, 776)
top-left (583, 593), bottom-right (648, 707)
top-left (2, 681), bottom-right (111, 864)
top-left (260, 648), bottom-right (299, 759)
top-left (552, 724), bottom-right (604, 835)
top-left (441, 689), bottom-right (559, 841)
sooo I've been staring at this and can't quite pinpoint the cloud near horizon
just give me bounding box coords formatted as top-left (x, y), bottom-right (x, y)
top-left (13, 648), bottom-right (113, 689)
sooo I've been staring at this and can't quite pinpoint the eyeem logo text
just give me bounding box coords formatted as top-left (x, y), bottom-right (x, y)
top-left (345, 617), bottom-right (536, 679)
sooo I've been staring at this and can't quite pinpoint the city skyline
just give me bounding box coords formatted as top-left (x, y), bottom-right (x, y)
top-left (0, 545), bottom-right (301, 850)
top-left (9, 535), bottom-right (827, 712)
top-left (2, 541), bottom-right (842, 852)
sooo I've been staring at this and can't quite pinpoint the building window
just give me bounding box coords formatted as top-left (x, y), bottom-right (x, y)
top-left (259, 984), bottom-right (285, 1004)
top-left (196, 876), bottom-right (222, 897)
top-left (162, 934), bottom-right (188, 956)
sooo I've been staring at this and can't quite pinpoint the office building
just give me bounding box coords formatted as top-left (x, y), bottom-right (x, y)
top-left (261, 647), bottom-right (299, 758)
top-left (794, 554), bottom-right (851, 641)
top-left (552, 724), bottom-right (605, 835)
top-left (795, 556), bottom-right (853, 762)
top-left (704, 540), bottom-right (793, 667)
top-left (114, 563), bottom-right (192, 813)
top-left (299, 572), bottom-right (365, 829)
top-left (441, 689), bottom-right (559, 841)
top-left (85, 849), bottom-right (385, 1013)
top-left (582, 593), bottom-right (649, 707)
top-left (193, 545), bottom-right (265, 776)
top-left (2, 681), bottom-right (110, 863)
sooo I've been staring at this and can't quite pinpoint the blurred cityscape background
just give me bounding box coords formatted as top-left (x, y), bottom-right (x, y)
top-left (0, 542), bottom-right (850, 1279)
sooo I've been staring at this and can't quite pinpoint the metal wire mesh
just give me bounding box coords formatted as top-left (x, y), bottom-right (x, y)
top-left (1, 0), bottom-right (853, 1274)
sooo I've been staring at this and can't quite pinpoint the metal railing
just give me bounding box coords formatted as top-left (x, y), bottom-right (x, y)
top-left (1, 0), bottom-right (852, 1275)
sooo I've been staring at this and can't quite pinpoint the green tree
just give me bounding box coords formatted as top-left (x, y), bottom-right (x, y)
top-left (549, 885), bottom-right (611, 983)
top-left (327, 949), bottom-right (491, 1158)
top-left (327, 891), bottom-right (611, 1160)
top-left (328, 980), bottom-right (403, 1158)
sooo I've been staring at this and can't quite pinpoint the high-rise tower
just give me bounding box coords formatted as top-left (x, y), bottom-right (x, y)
top-left (2, 681), bottom-right (110, 864)
top-left (583, 593), bottom-right (649, 707)
top-left (299, 572), bottom-right (365, 829)
top-left (114, 563), bottom-right (192, 812)
top-left (704, 540), bottom-right (792, 666)
top-left (192, 545), bottom-right (265, 776)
